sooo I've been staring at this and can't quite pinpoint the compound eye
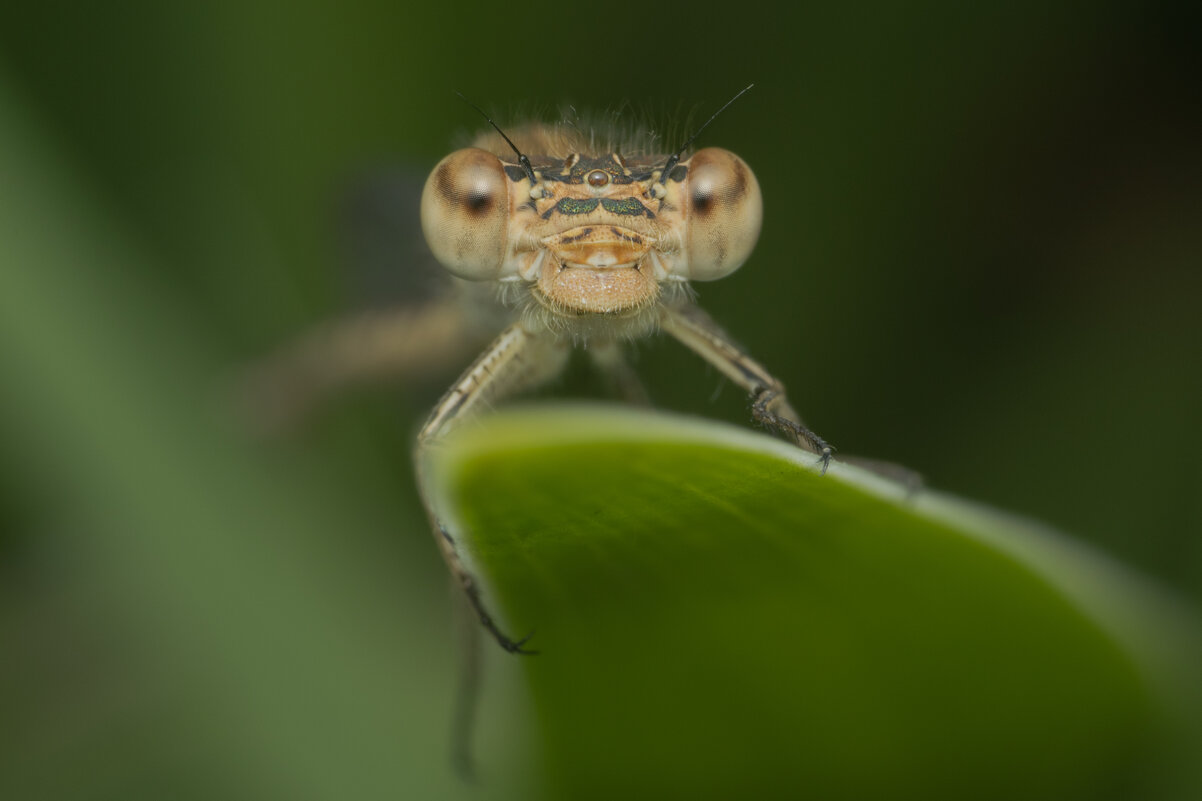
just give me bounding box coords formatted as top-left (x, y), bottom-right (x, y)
top-left (681, 148), bottom-right (762, 281)
top-left (420, 148), bottom-right (510, 281)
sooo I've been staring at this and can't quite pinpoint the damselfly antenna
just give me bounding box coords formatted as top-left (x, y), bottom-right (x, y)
top-left (455, 92), bottom-right (537, 184)
top-left (658, 83), bottom-right (755, 184)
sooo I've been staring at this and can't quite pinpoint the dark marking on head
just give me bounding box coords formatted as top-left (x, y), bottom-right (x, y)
top-left (669, 164), bottom-right (688, 183)
top-left (503, 165), bottom-right (527, 183)
top-left (600, 197), bottom-right (652, 217)
top-left (558, 227), bottom-right (595, 244)
top-left (533, 154), bottom-right (640, 185)
top-left (542, 197), bottom-right (601, 219)
top-left (558, 197), bottom-right (600, 214)
top-left (609, 227), bottom-right (644, 244)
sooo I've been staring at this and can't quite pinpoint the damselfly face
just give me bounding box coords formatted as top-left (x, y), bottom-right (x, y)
top-left (420, 125), bottom-right (762, 330)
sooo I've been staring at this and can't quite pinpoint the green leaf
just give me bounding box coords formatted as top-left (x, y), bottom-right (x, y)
top-left (428, 405), bottom-right (1199, 801)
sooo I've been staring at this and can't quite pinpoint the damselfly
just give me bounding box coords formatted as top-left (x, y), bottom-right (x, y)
top-left (247, 87), bottom-right (833, 655)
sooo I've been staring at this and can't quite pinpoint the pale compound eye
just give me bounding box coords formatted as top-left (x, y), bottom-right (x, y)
top-left (680, 148), bottom-right (762, 281)
top-left (420, 148), bottom-right (510, 281)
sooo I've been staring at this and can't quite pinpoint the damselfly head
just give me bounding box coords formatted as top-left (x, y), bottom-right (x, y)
top-left (420, 93), bottom-right (762, 320)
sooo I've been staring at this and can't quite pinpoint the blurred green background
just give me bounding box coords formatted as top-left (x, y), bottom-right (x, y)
top-left (1, 1), bottom-right (1199, 798)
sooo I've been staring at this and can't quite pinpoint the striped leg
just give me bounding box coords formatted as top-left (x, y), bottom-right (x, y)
top-left (415, 323), bottom-right (569, 652)
top-left (661, 305), bottom-right (833, 474)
